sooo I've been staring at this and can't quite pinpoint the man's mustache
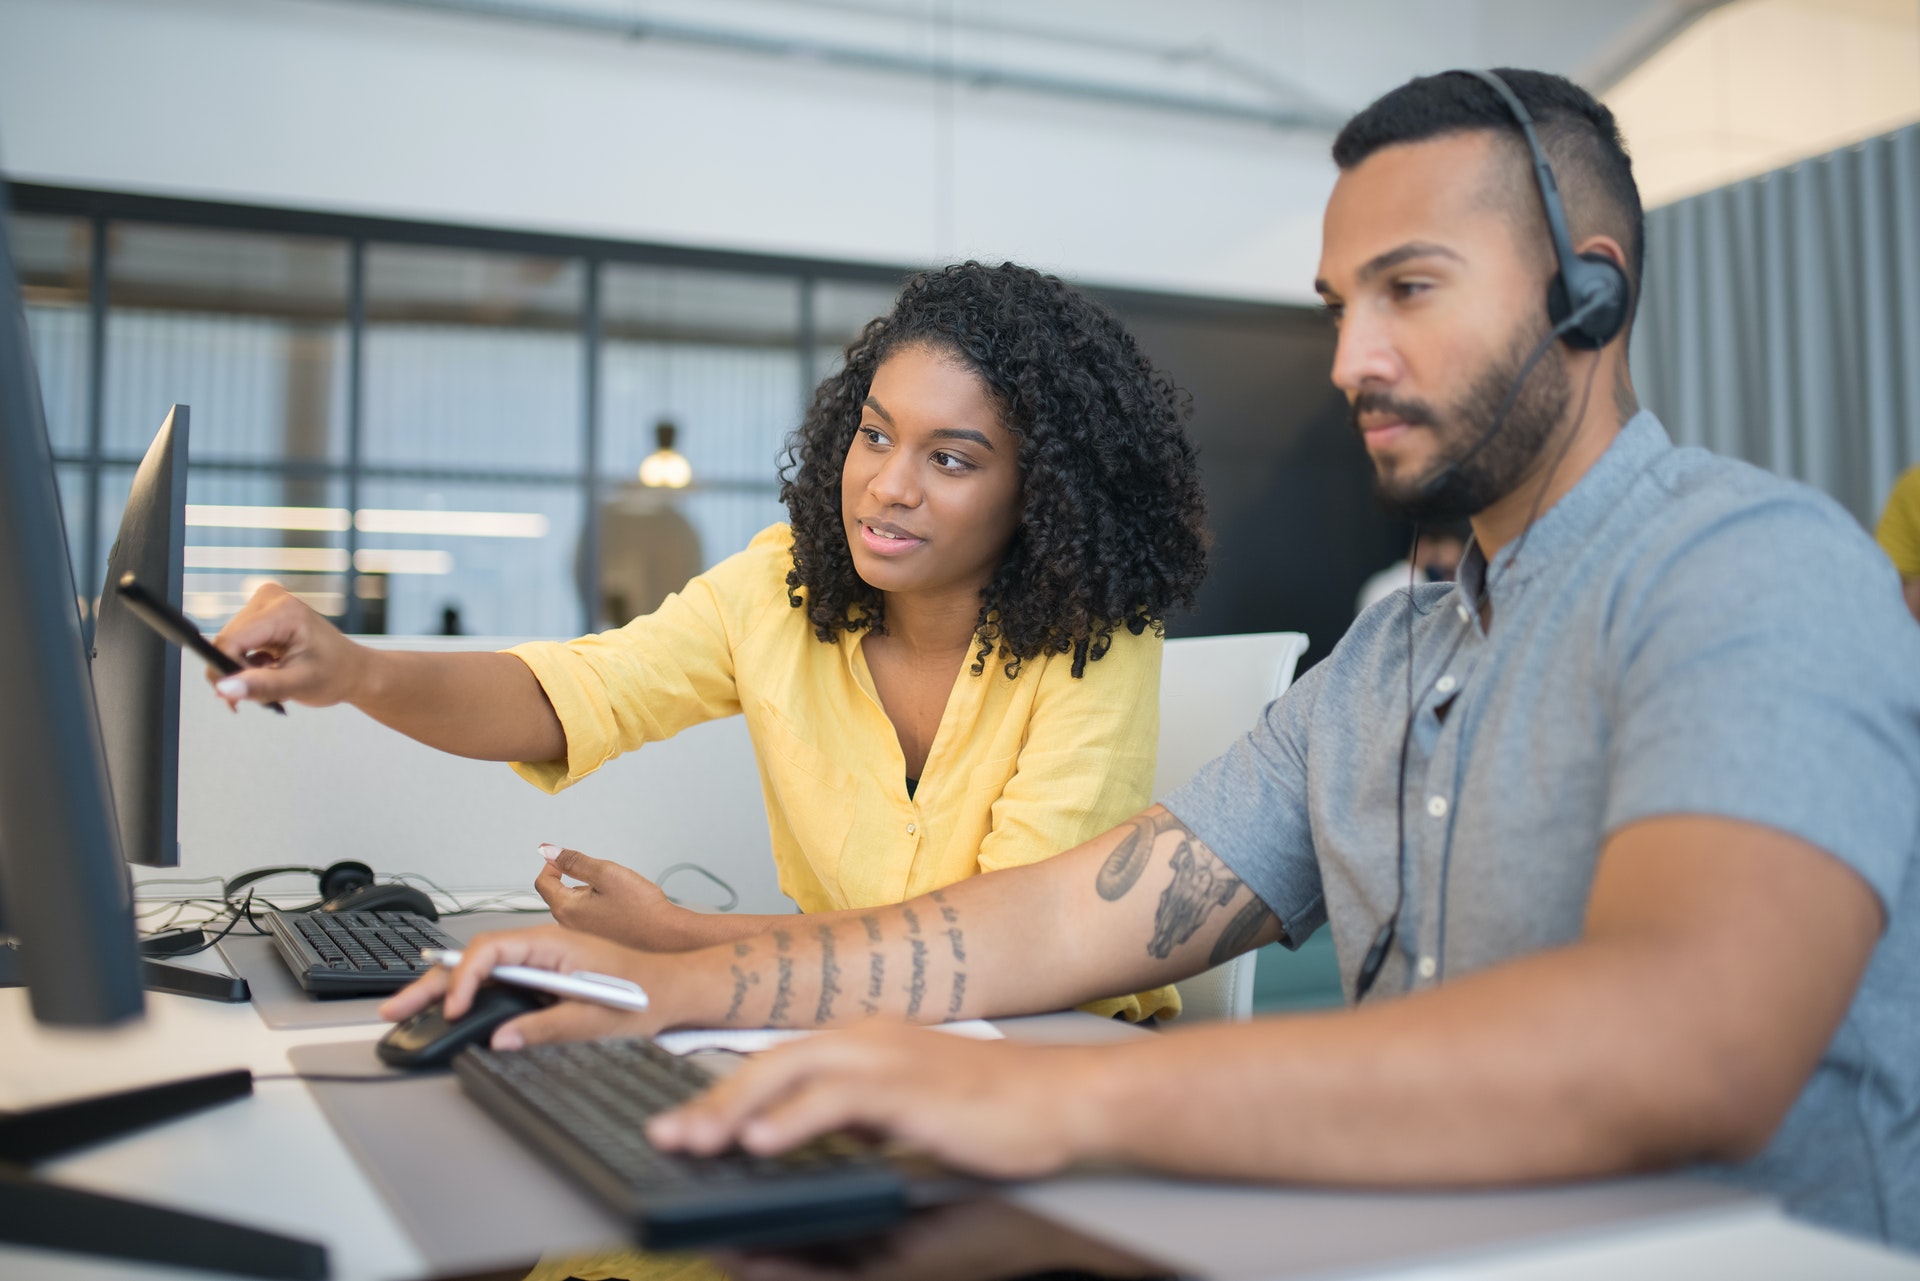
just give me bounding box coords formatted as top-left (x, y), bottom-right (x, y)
top-left (1350, 392), bottom-right (1440, 434)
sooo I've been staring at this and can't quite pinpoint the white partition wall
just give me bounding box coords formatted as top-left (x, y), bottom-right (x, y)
top-left (166, 639), bottom-right (790, 914)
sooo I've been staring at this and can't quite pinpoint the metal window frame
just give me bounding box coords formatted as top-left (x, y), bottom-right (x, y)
top-left (10, 180), bottom-right (1312, 636)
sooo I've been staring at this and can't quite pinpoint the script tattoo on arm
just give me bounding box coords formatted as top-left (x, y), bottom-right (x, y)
top-left (946, 971), bottom-right (966, 1019)
top-left (934, 890), bottom-right (967, 962)
top-left (1208, 895), bottom-right (1276, 967)
top-left (1148, 840), bottom-right (1243, 960)
top-left (901, 904), bottom-right (928, 1019)
top-left (863, 952), bottom-right (884, 1016)
top-left (723, 964), bottom-right (758, 1023)
top-left (1097, 810), bottom-right (1186, 901)
top-left (814, 924), bottom-right (842, 1023)
top-left (768, 929), bottom-right (794, 1025)
top-left (861, 915), bottom-right (882, 944)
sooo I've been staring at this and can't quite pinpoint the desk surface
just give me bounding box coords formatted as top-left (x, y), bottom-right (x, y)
top-left (4, 973), bottom-right (1916, 1281)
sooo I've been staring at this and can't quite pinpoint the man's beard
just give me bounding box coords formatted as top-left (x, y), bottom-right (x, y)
top-left (1358, 323), bottom-right (1573, 526)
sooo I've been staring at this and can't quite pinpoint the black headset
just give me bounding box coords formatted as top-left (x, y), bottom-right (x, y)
top-left (223, 861), bottom-right (376, 914)
top-left (1353, 69), bottom-right (1630, 1003)
top-left (1467, 69), bottom-right (1630, 352)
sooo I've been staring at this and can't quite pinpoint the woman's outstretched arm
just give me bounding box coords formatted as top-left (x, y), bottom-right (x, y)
top-left (209, 583), bottom-right (565, 763)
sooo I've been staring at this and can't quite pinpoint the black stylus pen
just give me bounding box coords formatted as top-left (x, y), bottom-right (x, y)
top-left (114, 574), bottom-right (288, 715)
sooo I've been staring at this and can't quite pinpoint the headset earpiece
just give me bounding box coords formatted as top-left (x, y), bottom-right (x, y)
top-left (317, 860), bottom-right (374, 901)
top-left (1549, 250), bottom-right (1630, 350)
top-left (1462, 69), bottom-right (1631, 353)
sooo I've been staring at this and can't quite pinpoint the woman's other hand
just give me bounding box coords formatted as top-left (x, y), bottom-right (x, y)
top-left (536, 844), bottom-right (688, 950)
top-left (207, 582), bottom-right (369, 710)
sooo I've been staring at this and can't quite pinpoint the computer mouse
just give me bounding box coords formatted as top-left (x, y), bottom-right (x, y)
top-left (321, 880), bottom-right (438, 919)
top-left (377, 984), bottom-right (553, 1070)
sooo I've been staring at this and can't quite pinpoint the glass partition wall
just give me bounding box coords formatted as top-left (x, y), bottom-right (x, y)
top-left (11, 187), bottom-right (904, 636)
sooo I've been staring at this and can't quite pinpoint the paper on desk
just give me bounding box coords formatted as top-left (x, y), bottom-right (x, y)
top-left (655, 1019), bottom-right (1004, 1056)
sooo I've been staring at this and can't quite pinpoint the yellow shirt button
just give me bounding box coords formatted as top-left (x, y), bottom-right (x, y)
top-left (906, 822), bottom-right (917, 835)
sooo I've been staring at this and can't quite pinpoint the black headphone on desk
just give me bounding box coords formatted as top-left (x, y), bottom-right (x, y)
top-left (223, 861), bottom-right (376, 914)
top-left (1354, 69), bottom-right (1632, 1003)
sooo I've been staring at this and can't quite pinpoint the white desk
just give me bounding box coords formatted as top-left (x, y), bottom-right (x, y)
top-left (7, 977), bottom-right (1918, 1281)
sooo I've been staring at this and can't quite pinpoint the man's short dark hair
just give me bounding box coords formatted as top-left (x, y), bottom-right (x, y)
top-left (1332, 69), bottom-right (1644, 331)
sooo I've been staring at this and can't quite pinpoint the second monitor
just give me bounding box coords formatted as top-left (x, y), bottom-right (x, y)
top-left (91, 403), bottom-right (189, 868)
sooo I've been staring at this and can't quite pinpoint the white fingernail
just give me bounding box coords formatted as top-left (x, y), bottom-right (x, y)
top-left (216, 676), bottom-right (246, 697)
top-left (539, 843), bottom-right (562, 862)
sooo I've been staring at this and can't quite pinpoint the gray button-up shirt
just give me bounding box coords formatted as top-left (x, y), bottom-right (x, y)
top-left (1165, 411), bottom-right (1920, 1247)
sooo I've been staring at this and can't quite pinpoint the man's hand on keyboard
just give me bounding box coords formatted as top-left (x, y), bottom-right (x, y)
top-left (378, 925), bottom-right (667, 1049)
top-left (645, 1022), bottom-right (1108, 1181)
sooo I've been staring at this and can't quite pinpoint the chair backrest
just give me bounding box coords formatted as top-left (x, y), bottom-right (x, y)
top-left (1155, 632), bottom-right (1310, 795)
top-left (1155, 631), bottom-right (1309, 1022)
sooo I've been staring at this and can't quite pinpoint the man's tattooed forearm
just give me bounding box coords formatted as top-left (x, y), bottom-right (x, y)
top-left (905, 936), bottom-right (928, 1019)
top-left (1208, 895), bottom-right (1275, 967)
top-left (930, 891), bottom-right (966, 959)
top-left (723, 963), bottom-right (757, 1023)
top-left (1148, 844), bottom-right (1242, 959)
top-left (769, 956), bottom-right (794, 1024)
top-left (864, 952), bottom-right (885, 1015)
top-left (814, 925), bottom-right (842, 1023)
top-left (947, 971), bottom-right (966, 1019)
top-left (861, 915), bottom-right (882, 944)
top-left (1098, 810), bottom-right (1187, 900)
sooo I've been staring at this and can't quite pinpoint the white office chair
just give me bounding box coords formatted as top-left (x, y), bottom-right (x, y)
top-left (1155, 631), bottom-right (1310, 1022)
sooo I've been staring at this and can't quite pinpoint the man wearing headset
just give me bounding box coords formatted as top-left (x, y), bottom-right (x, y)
top-left (390, 70), bottom-right (1920, 1247)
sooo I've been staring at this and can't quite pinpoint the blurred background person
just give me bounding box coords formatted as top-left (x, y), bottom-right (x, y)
top-left (1876, 463), bottom-right (1920, 623)
top-left (1355, 521), bottom-right (1471, 616)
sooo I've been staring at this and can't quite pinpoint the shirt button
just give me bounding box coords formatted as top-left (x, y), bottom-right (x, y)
top-left (906, 822), bottom-right (917, 836)
top-left (1455, 604), bottom-right (1470, 622)
top-left (1436, 674), bottom-right (1456, 694)
top-left (1416, 955), bottom-right (1437, 980)
top-left (1426, 796), bottom-right (1448, 818)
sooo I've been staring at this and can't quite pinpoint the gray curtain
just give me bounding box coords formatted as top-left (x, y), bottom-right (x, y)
top-left (1631, 121), bottom-right (1920, 528)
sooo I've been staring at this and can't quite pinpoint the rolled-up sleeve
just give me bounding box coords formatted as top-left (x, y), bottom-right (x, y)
top-left (1605, 497), bottom-right (1920, 912)
top-left (505, 528), bottom-right (788, 793)
top-left (1161, 656), bottom-right (1328, 947)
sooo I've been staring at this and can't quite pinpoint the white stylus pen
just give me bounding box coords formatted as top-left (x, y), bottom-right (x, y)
top-left (420, 948), bottom-right (651, 1013)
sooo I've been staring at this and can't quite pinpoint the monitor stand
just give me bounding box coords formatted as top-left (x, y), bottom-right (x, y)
top-left (0, 934), bottom-right (249, 1003)
top-left (0, 1070), bottom-right (328, 1279)
top-left (141, 956), bottom-right (251, 1003)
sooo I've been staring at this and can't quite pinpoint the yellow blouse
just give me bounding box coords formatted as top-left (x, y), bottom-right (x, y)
top-left (506, 524), bottom-right (1177, 1021)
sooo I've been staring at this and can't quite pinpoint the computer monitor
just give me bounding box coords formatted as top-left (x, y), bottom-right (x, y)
top-left (91, 404), bottom-right (189, 868)
top-left (0, 193), bottom-right (145, 1027)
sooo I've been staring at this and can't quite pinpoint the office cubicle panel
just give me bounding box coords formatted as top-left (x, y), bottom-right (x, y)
top-left (1111, 297), bottom-right (1407, 672)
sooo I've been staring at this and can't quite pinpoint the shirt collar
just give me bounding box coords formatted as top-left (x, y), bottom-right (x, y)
top-left (1454, 410), bottom-right (1671, 617)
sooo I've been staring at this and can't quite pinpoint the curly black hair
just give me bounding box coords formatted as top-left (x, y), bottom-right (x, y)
top-left (779, 261), bottom-right (1208, 678)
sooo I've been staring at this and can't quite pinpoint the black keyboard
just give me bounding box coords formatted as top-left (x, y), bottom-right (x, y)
top-left (265, 908), bottom-right (462, 996)
top-left (453, 1038), bottom-right (908, 1250)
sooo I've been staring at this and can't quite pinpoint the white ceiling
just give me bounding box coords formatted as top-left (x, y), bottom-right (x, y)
top-left (328, 0), bottom-right (1718, 122)
top-left (1606, 0), bottom-right (1920, 206)
top-left (0, 0), bottom-right (1759, 302)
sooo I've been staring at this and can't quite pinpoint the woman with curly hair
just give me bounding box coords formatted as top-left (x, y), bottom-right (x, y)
top-left (208, 261), bottom-right (1208, 1020)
